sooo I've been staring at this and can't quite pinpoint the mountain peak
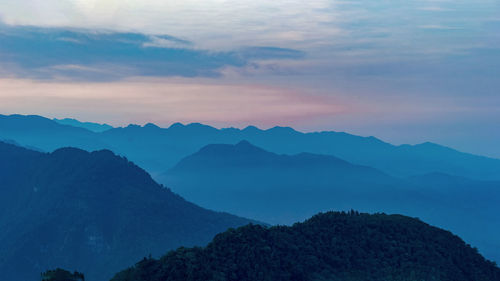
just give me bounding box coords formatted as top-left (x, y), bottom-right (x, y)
top-left (144, 123), bottom-right (160, 129)
top-left (0, 114), bottom-right (70, 131)
top-left (168, 122), bottom-right (217, 132)
top-left (168, 122), bottom-right (185, 129)
top-left (51, 146), bottom-right (89, 156)
top-left (242, 125), bottom-right (261, 132)
top-left (53, 118), bottom-right (113, 132)
top-left (185, 123), bottom-right (217, 130)
top-left (266, 126), bottom-right (298, 134)
top-left (235, 140), bottom-right (253, 147)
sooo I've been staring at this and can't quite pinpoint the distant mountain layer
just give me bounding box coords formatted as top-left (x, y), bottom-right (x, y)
top-left (161, 140), bottom-right (401, 224)
top-left (161, 141), bottom-right (500, 263)
top-left (0, 138), bottom-right (44, 152)
top-left (1, 114), bottom-right (500, 180)
top-left (0, 141), bottom-right (253, 281)
top-left (111, 212), bottom-right (500, 281)
top-left (53, 118), bottom-right (113, 132)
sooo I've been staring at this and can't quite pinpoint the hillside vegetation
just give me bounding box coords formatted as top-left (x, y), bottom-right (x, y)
top-left (112, 211), bottom-right (500, 281)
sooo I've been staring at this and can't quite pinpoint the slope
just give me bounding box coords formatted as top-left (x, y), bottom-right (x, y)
top-left (0, 141), bottom-right (252, 281)
top-left (111, 211), bottom-right (500, 281)
top-left (161, 141), bottom-right (500, 262)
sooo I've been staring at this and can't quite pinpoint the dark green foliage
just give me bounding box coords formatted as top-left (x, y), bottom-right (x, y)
top-left (0, 141), bottom-right (252, 281)
top-left (112, 211), bottom-right (500, 281)
top-left (41, 268), bottom-right (84, 281)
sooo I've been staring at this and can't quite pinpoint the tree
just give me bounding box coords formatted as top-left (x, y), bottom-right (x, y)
top-left (41, 268), bottom-right (84, 281)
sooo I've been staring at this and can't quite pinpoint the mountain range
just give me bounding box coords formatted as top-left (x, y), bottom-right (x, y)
top-left (111, 211), bottom-right (500, 281)
top-left (0, 141), bottom-right (253, 281)
top-left (1, 114), bottom-right (499, 263)
top-left (53, 118), bottom-right (113, 133)
top-left (160, 140), bottom-right (404, 224)
top-left (160, 140), bottom-right (500, 263)
top-left (1, 114), bottom-right (500, 181)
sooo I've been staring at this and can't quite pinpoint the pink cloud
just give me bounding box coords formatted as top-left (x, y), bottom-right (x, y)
top-left (0, 78), bottom-right (345, 128)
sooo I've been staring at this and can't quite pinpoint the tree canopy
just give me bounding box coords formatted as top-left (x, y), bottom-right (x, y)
top-left (112, 211), bottom-right (500, 281)
top-left (41, 268), bottom-right (84, 281)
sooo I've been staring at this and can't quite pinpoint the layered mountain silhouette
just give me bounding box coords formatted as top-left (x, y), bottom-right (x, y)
top-left (161, 140), bottom-right (500, 262)
top-left (161, 140), bottom-right (404, 224)
top-left (0, 114), bottom-right (106, 152)
top-left (0, 141), bottom-right (253, 281)
top-left (1, 114), bottom-right (500, 180)
top-left (111, 211), bottom-right (500, 281)
top-left (53, 118), bottom-right (113, 133)
top-left (2, 114), bottom-right (500, 263)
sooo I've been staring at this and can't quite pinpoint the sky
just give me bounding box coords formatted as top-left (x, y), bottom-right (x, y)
top-left (0, 0), bottom-right (499, 157)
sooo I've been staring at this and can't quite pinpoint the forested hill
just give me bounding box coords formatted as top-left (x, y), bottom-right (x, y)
top-left (112, 211), bottom-right (500, 281)
top-left (0, 141), bottom-right (253, 281)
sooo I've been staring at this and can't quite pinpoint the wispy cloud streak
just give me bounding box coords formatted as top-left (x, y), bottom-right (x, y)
top-left (0, 24), bottom-right (306, 80)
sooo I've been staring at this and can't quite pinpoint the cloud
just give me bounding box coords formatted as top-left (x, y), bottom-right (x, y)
top-left (418, 6), bottom-right (453, 12)
top-left (0, 23), bottom-right (306, 80)
top-left (238, 47), bottom-right (306, 60)
top-left (418, 25), bottom-right (459, 30)
top-left (0, 0), bottom-right (499, 157)
top-left (0, 0), bottom-right (340, 50)
top-left (0, 77), bottom-right (344, 127)
top-left (1, 0), bottom-right (497, 82)
top-left (142, 35), bottom-right (192, 49)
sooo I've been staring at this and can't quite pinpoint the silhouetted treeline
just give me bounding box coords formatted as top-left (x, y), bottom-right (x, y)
top-left (112, 211), bottom-right (500, 281)
top-left (41, 268), bottom-right (84, 281)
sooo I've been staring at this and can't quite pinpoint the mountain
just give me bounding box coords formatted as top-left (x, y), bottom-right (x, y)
top-left (0, 114), bottom-right (106, 152)
top-left (160, 141), bottom-right (500, 263)
top-left (0, 141), bottom-right (253, 281)
top-left (53, 118), bottom-right (113, 133)
top-left (0, 138), bottom-right (44, 152)
top-left (111, 211), bottom-right (500, 281)
top-left (1, 114), bottom-right (500, 180)
top-left (161, 140), bottom-right (405, 224)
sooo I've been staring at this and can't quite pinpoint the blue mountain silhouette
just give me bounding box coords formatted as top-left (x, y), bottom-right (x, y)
top-left (161, 140), bottom-right (500, 262)
top-left (1, 114), bottom-right (500, 180)
top-left (0, 141), bottom-right (253, 281)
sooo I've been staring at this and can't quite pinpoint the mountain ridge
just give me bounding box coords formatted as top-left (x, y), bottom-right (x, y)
top-left (2, 114), bottom-right (499, 181)
top-left (0, 141), bottom-right (254, 281)
top-left (162, 140), bottom-right (500, 263)
top-left (53, 118), bottom-right (113, 133)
